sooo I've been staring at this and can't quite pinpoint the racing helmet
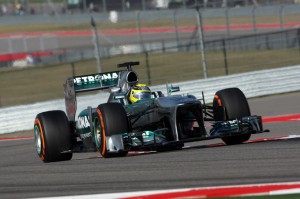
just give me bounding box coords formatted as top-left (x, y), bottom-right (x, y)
top-left (129, 84), bottom-right (152, 103)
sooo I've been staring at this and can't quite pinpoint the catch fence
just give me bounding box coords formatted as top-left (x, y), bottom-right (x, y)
top-left (0, 27), bottom-right (299, 107)
top-left (2, 27), bottom-right (299, 77)
top-left (0, 0), bottom-right (298, 16)
top-left (1, 5), bottom-right (300, 107)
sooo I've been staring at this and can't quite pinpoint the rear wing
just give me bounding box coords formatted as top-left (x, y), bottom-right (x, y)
top-left (64, 63), bottom-right (139, 121)
top-left (72, 71), bottom-right (121, 93)
top-left (64, 71), bottom-right (121, 121)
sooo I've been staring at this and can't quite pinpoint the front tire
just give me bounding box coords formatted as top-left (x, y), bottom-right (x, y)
top-left (94, 103), bottom-right (129, 158)
top-left (34, 110), bottom-right (73, 162)
top-left (213, 88), bottom-right (251, 145)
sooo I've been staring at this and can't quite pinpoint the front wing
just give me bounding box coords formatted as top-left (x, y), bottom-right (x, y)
top-left (122, 115), bottom-right (266, 150)
top-left (88, 115), bottom-right (266, 153)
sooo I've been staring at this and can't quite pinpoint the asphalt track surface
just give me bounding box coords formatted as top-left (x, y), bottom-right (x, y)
top-left (0, 92), bottom-right (300, 199)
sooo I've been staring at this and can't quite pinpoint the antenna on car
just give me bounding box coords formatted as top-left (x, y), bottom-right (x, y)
top-left (117, 61), bottom-right (140, 71)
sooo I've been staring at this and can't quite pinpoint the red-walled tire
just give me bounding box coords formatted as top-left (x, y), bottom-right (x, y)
top-left (34, 110), bottom-right (73, 162)
top-left (213, 88), bottom-right (251, 145)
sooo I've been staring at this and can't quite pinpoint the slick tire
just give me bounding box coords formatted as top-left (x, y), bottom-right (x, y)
top-left (213, 88), bottom-right (251, 145)
top-left (94, 103), bottom-right (129, 158)
top-left (34, 110), bottom-right (73, 162)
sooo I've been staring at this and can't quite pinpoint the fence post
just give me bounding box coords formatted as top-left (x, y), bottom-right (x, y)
top-left (162, 40), bottom-right (165, 52)
top-left (91, 16), bottom-right (102, 73)
top-left (196, 7), bottom-right (208, 79)
top-left (82, 0), bottom-right (87, 12)
top-left (298, 29), bottom-right (300, 55)
top-left (136, 11), bottom-right (145, 52)
top-left (183, 0), bottom-right (186, 9)
top-left (251, 6), bottom-right (257, 35)
top-left (122, 0), bottom-right (126, 12)
top-left (252, 5), bottom-right (259, 49)
top-left (173, 10), bottom-right (180, 51)
top-left (222, 39), bottom-right (229, 75)
top-left (145, 52), bottom-right (151, 85)
top-left (279, 5), bottom-right (285, 31)
top-left (142, 0), bottom-right (146, 10)
top-left (225, 7), bottom-right (230, 37)
top-left (80, 50), bottom-right (84, 60)
top-left (266, 34), bottom-right (270, 50)
top-left (102, 0), bottom-right (107, 13)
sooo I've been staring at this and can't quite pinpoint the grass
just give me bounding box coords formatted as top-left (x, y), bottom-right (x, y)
top-left (0, 49), bottom-right (299, 107)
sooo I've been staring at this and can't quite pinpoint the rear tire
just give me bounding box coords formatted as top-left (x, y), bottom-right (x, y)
top-left (213, 88), bottom-right (251, 145)
top-left (94, 103), bottom-right (129, 158)
top-left (34, 110), bottom-right (73, 162)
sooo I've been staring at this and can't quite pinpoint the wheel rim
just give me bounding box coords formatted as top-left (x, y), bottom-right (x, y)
top-left (34, 125), bottom-right (42, 155)
top-left (94, 117), bottom-right (102, 148)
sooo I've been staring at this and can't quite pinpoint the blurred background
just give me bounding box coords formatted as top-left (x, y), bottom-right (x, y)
top-left (0, 0), bottom-right (299, 14)
top-left (0, 0), bottom-right (300, 107)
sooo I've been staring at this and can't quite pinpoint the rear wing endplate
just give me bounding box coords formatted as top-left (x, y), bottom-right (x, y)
top-left (64, 62), bottom-right (140, 121)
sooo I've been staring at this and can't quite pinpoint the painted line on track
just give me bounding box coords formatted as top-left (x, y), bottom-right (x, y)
top-left (263, 113), bottom-right (300, 123)
top-left (32, 181), bottom-right (300, 199)
top-left (120, 182), bottom-right (300, 199)
top-left (0, 136), bottom-right (33, 141)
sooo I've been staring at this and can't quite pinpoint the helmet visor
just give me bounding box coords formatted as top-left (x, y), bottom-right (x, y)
top-left (133, 92), bottom-right (151, 100)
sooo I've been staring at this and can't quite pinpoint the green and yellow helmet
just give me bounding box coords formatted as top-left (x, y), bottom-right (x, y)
top-left (129, 84), bottom-right (152, 103)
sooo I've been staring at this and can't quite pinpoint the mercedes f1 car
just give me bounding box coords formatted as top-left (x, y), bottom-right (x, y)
top-left (34, 61), bottom-right (267, 162)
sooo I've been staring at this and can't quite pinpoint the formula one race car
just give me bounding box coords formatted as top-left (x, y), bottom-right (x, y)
top-left (34, 61), bottom-right (267, 162)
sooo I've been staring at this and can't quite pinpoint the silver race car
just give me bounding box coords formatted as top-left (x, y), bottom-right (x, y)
top-left (34, 61), bottom-right (267, 162)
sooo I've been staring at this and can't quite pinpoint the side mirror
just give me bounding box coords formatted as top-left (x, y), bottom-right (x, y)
top-left (168, 86), bottom-right (180, 93)
top-left (114, 92), bottom-right (126, 100)
top-left (167, 85), bottom-right (180, 96)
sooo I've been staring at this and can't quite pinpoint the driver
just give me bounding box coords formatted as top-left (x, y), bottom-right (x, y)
top-left (128, 83), bottom-right (152, 103)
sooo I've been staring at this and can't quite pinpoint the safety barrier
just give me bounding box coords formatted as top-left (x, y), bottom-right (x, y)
top-left (0, 65), bottom-right (299, 134)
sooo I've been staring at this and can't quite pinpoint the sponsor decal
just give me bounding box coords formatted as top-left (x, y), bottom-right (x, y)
top-left (74, 72), bottom-right (119, 85)
top-left (77, 116), bottom-right (90, 129)
top-left (77, 116), bottom-right (92, 139)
